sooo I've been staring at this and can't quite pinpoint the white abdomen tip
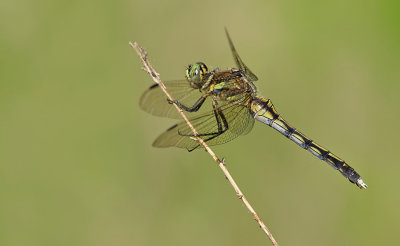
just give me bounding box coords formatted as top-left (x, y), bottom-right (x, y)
top-left (357, 179), bottom-right (368, 189)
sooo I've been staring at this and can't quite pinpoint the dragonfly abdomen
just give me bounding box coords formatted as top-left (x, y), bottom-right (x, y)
top-left (250, 97), bottom-right (367, 189)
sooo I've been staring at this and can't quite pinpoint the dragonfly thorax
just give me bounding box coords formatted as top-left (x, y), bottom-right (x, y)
top-left (186, 62), bottom-right (209, 89)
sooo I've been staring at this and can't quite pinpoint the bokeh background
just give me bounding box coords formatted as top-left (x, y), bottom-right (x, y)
top-left (1, 0), bottom-right (399, 245)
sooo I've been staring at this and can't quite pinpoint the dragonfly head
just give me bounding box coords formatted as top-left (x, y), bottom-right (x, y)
top-left (186, 62), bottom-right (208, 88)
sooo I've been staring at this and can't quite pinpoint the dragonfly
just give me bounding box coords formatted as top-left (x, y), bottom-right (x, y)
top-left (139, 29), bottom-right (367, 189)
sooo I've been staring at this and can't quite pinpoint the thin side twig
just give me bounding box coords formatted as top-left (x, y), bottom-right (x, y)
top-left (130, 41), bottom-right (278, 246)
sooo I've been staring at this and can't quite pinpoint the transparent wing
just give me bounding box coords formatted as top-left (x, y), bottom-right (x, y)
top-left (153, 95), bottom-right (255, 150)
top-left (140, 75), bottom-right (248, 119)
top-left (225, 28), bottom-right (258, 82)
top-left (139, 80), bottom-right (212, 119)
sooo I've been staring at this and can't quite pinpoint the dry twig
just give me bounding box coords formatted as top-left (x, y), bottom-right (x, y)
top-left (130, 41), bottom-right (278, 246)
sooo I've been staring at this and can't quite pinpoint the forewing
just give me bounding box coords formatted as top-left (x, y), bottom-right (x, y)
top-left (139, 80), bottom-right (211, 119)
top-left (225, 28), bottom-right (258, 82)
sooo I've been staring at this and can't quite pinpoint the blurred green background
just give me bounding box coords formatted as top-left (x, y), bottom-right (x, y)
top-left (1, 0), bottom-right (399, 245)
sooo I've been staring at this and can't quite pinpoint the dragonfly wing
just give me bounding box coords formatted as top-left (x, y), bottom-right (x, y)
top-left (225, 28), bottom-right (258, 82)
top-left (153, 96), bottom-right (255, 150)
top-left (226, 100), bottom-right (255, 137)
top-left (139, 80), bottom-right (209, 119)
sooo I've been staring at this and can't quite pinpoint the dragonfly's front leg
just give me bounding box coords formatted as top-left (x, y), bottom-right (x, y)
top-left (168, 92), bottom-right (211, 112)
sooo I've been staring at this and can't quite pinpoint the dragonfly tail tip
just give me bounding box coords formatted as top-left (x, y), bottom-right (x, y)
top-left (356, 179), bottom-right (368, 189)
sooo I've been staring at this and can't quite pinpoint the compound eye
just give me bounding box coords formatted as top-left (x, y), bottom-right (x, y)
top-left (194, 69), bottom-right (199, 75)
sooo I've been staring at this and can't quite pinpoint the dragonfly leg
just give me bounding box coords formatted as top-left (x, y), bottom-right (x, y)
top-left (202, 105), bottom-right (229, 140)
top-left (185, 100), bottom-right (229, 151)
top-left (170, 93), bottom-right (210, 112)
top-left (183, 107), bottom-right (229, 136)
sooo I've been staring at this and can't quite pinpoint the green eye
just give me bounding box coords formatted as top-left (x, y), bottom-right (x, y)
top-left (186, 62), bottom-right (208, 83)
